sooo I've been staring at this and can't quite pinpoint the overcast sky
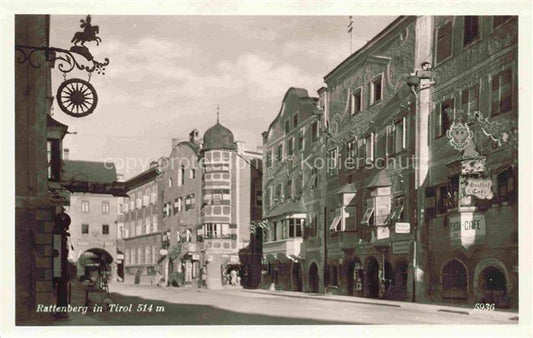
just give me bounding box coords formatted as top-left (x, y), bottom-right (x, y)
top-left (50, 15), bottom-right (396, 179)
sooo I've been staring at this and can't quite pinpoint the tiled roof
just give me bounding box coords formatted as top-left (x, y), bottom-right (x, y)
top-left (62, 160), bottom-right (117, 184)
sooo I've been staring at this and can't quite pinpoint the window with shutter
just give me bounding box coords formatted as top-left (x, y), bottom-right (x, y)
top-left (436, 21), bottom-right (452, 63)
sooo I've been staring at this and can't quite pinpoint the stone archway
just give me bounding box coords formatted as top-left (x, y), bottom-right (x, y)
top-left (473, 258), bottom-right (512, 308)
top-left (77, 248), bottom-right (113, 281)
top-left (440, 258), bottom-right (468, 301)
top-left (308, 263), bottom-right (319, 293)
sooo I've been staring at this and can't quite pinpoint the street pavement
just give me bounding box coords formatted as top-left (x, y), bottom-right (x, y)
top-left (52, 282), bottom-right (519, 325)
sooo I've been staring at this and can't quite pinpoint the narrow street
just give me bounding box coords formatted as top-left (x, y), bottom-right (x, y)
top-left (53, 282), bottom-right (518, 325)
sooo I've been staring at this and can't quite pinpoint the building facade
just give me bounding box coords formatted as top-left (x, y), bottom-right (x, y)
top-left (198, 121), bottom-right (262, 289)
top-left (62, 161), bottom-right (120, 280)
top-left (424, 15), bottom-right (518, 308)
top-left (260, 88), bottom-right (324, 292)
top-left (320, 16), bottom-right (418, 300)
top-left (159, 131), bottom-right (203, 286)
top-left (122, 164), bottom-right (162, 284)
top-left (15, 15), bottom-right (70, 324)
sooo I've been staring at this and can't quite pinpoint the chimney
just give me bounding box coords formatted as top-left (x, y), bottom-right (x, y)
top-left (189, 129), bottom-right (200, 144)
top-left (171, 138), bottom-right (180, 149)
top-left (63, 148), bottom-right (69, 160)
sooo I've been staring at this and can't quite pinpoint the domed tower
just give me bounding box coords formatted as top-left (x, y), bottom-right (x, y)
top-left (199, 115), bottom-right (243, 288)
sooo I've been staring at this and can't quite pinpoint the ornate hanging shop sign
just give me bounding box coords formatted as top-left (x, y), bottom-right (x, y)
top-left (464, 177), bottom-right (494, 200)
top-left (15, 15), bottom-right (110, 118)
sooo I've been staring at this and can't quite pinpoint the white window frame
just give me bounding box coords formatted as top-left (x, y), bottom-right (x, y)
top-left (370, 74), bottom-right (384, 105)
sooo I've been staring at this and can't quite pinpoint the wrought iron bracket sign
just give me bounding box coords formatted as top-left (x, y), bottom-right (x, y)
top-left (15, 15), bottom-right (110, 118)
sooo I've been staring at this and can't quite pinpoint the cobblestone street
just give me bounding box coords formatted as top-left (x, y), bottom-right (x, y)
top-left (49, 282), bottom-right (518, 325)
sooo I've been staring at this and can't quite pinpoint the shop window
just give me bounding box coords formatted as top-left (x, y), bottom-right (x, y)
top-left (371, 75), bottom-right (383, 104)
top-left (81, 223), bottom-right (89, 234)
top-left (441, 259), bottom-right (468, 299)
top-left (491, 69), bottom-right (513, 116)
top-left (436, 99), bottom-right (453, 138)
top-left (436, 20), bottom-right (452, 63)
top-left (102, 224), bottom-right (109, 235)
top-left (330, 265), bottom-right (338, 286)
top-left (463, 16), bottom-right (479, 47)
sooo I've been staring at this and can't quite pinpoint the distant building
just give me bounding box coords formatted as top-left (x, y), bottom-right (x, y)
top-left (62, 161), bottom-right (120, 279)
top-left (122, 165), bottom-right (162, 284)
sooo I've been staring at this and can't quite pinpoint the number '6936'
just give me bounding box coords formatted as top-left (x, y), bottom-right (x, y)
top-left (474, 303), bottom-right (495, 311)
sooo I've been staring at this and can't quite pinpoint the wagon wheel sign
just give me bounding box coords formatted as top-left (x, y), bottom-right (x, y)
top-left (57, 78), bottom-right (98, 117)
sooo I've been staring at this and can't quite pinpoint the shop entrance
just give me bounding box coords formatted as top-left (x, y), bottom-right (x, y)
top-left (292, 263), bottom-right (303, 292)
top-left (479, 266), bottom-right (508, 307)
top-left (308, 263), bottom-right (319, 293)
top-left (394, 261), bottom-right (409, 300)
top-left (347, 259), bottom-right (362, 296)
top-left (365, 257), bottom-right (379, 298)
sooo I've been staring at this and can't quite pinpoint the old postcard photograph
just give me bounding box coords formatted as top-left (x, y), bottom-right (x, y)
top-left (2, 0), bottom-right (532, 337)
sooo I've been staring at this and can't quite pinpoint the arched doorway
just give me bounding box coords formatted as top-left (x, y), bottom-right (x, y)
top-left (394, 260), bottom-right (409, 300)
top-left (441, 259), bottom-right (468, 302)
top-left (292, 263), bottom-right (303, 292)
top-left (479, 266), bottom-right (508, 307)
top-left (77, 248), bottom-right (113, 282)
top-left (365, 257), bottom-right (379, 298)
top-left (308, 263), bottom-right (319, 293)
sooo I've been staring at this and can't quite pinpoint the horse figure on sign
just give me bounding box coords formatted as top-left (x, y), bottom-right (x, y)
top-left (71, 15), bottom-right (102, 46)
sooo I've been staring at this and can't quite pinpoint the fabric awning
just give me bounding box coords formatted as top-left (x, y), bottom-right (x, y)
top-left (361, 207), bottom-right (374, 226)
top-left (265, 253), bottom-right (279, 264)
top-left (329, 215), bottom-right (342, 231)
top-left (385, 203), bottom-right (404, 224)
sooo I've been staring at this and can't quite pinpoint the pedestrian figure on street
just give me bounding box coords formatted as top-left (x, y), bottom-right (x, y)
top-left (230, 269), bottom-right (237, 286)
top-left (200, 266), bottom-right (207, 288)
